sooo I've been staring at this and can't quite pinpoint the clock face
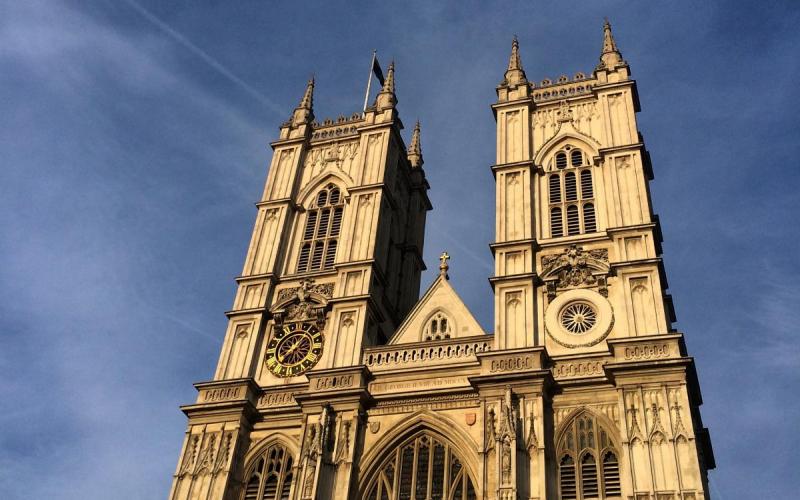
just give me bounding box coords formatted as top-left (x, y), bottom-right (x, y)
top-left (265, 322), bottom-right (323, 378)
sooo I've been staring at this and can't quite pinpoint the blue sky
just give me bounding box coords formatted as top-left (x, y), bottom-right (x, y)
top-left (1, 1), bottom-right (798, 498)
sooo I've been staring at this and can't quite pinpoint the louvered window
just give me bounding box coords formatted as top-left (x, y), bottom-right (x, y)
top-left (548, 147), bottom-right (597, 237)
top-left (557, 412), bottom-right (621, 499)
top-left (550, 175), bottom-right (562, 203)
top-left (364, 431), bottom-right (477, 500)
top-left (560, 455), bottom-right (577, 500)
top-left (602, 452), bottom-right (621, 496)
top-left (556, 152), bottom-right (568, 169)
top-left (583, 204), bottom-right (596, 233)
top-left (571, 149), bottom-right (583, 167)
top-left (551, 207), bottom-right (564, 237)
top-left (296, 184), bottom-right (344, 273)
top-left (565, 172), bottom-right (578, 201)
top-left (567, 205), bottom-right (580, 235)
top-left (580, 170), bottom-right (593, 199)
top-left (241, 445), bottom-right (295, 500)
top-left (581, 454), bottom-right (599, 498)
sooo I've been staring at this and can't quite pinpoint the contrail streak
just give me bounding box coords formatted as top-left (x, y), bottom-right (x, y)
top-left (122, 0), bottom-right (287, 117)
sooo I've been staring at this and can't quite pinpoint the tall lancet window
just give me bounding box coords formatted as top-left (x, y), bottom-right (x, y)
top-left (557, 411), bottom-right (622, 500)
top-left (297, 184), bottom-right (344, 273)
top-left (363, 431), bottom-right (477, 500)
top-left (548, 147), bottom-right (597, 238)
top-left (242, 444), bottom-right (295, 500)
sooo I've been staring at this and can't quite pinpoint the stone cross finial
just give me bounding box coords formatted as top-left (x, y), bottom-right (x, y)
top-left (439, 251), bottom-right (450, 277)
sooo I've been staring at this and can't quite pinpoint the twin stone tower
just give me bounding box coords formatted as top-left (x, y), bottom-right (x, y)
top-left (169, 21), bottom-right (715, 500)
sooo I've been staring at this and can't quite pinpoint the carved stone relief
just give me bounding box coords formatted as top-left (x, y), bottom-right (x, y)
top-left (541, 244), bottom-right (610, 300)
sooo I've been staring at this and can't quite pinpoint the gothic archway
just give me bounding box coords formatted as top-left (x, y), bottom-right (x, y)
top-left (361, 428), bottom-right (477, 500)
top-left (555, 409), bottom-right (622, 500)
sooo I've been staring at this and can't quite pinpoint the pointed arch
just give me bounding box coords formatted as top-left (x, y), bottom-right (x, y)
top-left (534, 127), bottom-right (600, 169)
top-left (556, 408), bottom-right (622, 500)
top-left (358, 410), bottom-right (480, 500)
top-left (240, 434), bottom-right (300, 500)
top-left (421, 308), bottom-right (457, 341)
top-left (296, 171), bottom-right (352, 208)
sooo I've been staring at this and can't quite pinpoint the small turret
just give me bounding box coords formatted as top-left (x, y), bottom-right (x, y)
top-left (291, 76), bottom-right (315, 126)
top-left (375, 61), bottom-right (397, 111)
top-left (597, 18), bottom-right (626, 71)
top-left (502, 35), bottom-right (527, 87)
top-left (407, 120), bottom-right (423, 168)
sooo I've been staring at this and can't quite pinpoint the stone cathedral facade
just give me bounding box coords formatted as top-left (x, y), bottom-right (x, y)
top-left (169, 21), bottom-right (714, 500)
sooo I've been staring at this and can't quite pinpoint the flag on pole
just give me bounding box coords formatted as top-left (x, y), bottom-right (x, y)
top-left (363, 50), bottom-right (384, 113)
top-left (372, 55), bottom-right (385, 86)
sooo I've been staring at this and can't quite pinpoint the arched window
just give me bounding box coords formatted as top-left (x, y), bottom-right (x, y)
top-left (423, 312), bottom-right (453, 341)
top-left (242, 443), bottom-right (295, 500)
top-left (364, 431), bottom-right (477, 500)
top-left (567, 205), bottom-right (580, 235)
top-left (297, 184), bottom-right (344, 273)
top-left (556, 152), bottom-right (568, 169)
top-left (547, 147), bottom-right (597, 237)
top-left (549, 175), bottom-right (562, 203)
top-left (557, 412), bottom-right (621, 499)
top-left (583, 203), bottom-right (596, 233)
top-left (551, 207), bottom-right (564, 237)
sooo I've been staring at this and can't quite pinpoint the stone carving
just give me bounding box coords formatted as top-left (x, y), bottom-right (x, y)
top-left (557, 100), bottom-right (573, 123)
top-left (670, 390), bottom-right (687, 436)
top-left (465, 413), bottom-right (476, 426)
top-left (370, 394), bottom-right (480, 415)
top-left (193, 433), bottom-right (217, 476)
top-left (335, 420), bottom-right (351, 464)
top-left (486, 407), bottom-right (497, 451)
top-left (541, 245), bottom-right (610, 299)
top-left (627, 403), bottom-right (643, 439)
top-left (369, 421), bottom-right (380, 434)
top-left (213, 433), bottom-right (232, 474)
top-left (273, 279), bottom-right (332, 326)
top-left (623, 343), bottom-right (671, 360)
top-left (525, 407), bottom-right (538, 451)
top-left (276, 279), bottom-right (334, 302)
top-left (178, 435), bottom-right (199, 477)
top-left (501, 439), bottom-right (512, 483)
top-left (497, 387), bottom-right (517, 439)
top-left (553, 360), bottom-right (604, 379)
top-left (257, 391), bottom-right (296, 409)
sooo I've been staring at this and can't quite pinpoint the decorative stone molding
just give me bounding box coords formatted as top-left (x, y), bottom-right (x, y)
top-left (363, 338), bottom-right (491, 370)
top-left (272, 279), bottom-right (333, 326)
top-left (541, 245), bottom-right (610, 300)
top-left (369, 394), bottom-right (480, 415)
top-left (544, 288), bottom-right (614, 348)
top-left (552, 359), bottom-right (605, 379)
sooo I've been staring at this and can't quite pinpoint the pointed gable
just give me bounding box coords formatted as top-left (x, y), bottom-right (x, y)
top-left (389, 275), bottom-right (487, 345)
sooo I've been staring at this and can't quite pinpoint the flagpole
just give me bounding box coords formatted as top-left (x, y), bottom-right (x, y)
top-left (363, 50), bottom-right (376, 115)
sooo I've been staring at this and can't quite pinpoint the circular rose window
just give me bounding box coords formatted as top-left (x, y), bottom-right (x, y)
top-left (545, 289), bottom-right (614, 348)
top-left (560, 302), bottom-right (597, 334)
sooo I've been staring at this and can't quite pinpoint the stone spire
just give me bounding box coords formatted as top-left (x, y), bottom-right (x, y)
top-left (597, 18), bottom-right (625, 70)
top-left (291, 76), bottom-right (315, 126)
top-left (502, 36), bottom-right (527, 86)
top-left (407, 120), bottom-right (423, 168)
top-left (375, 61), bottom-right (397, 111)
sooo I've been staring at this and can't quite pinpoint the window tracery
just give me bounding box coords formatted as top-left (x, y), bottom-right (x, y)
top-left (423, 312), bottom-right (453, 341)
top-left (364, 431), bottom-right (476, 500)
top-left (548, 147), bottom-right (597, 238)
top-left (557, 411), bottom-right (621, 500)
top-left (297, 184), bottom-right (344, 273)
top-left (242, 443), bottom-right (295, 500)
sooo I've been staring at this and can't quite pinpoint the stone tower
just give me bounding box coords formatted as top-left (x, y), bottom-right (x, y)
top-left (169, 20), bottom-right (713, 500)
